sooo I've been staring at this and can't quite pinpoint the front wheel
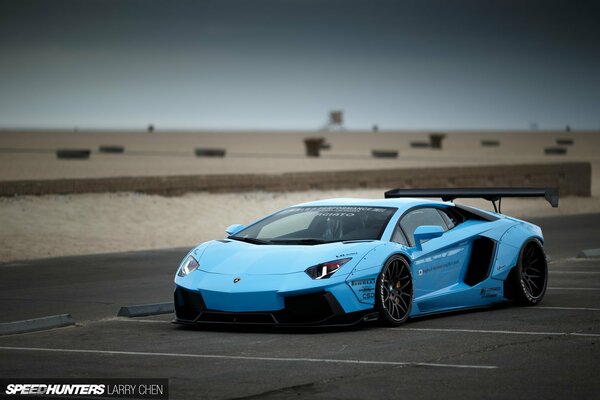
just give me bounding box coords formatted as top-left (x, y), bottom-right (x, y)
top-left (376, 255), bottom-right (413, 326)
top-left (507, 239), bottom-right (548, 306)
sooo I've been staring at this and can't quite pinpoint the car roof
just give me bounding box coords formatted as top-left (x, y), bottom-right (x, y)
top-left (292, 197), bottom-right (452, 213)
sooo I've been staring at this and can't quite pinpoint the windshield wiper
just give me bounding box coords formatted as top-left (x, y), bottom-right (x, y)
top-left (267, 238), bottom-right (331, 245)
top-left (229, 237), bottom-right (335, 245)
top-left (228, 236), bottom-right (270, 245)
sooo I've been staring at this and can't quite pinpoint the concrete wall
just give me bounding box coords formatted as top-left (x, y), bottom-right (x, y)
top-left (0, 162), bottom-right (591, 197)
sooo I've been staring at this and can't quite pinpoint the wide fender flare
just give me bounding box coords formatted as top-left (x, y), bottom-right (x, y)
top-left (346, 243), bottom-right (411, 305)
top-left (492, 224), bottom-right (544, 280)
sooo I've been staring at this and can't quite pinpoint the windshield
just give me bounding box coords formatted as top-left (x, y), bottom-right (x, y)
top-left (230, 206), bottom-right (396, 245)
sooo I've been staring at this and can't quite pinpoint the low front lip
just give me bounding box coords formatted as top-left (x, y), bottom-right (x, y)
top-left (173, 285), bottom-right (377, 327)
top-left (172, 312), bottom-right (374, 327)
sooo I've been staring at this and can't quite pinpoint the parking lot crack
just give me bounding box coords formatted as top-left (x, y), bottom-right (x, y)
top-left (430, 335), bottom-right (553, 365)
top-left (227, 366), bottom-right (393, 399)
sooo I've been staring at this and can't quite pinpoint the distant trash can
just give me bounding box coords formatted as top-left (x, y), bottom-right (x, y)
top-left (304, 138), bottom-right (325, 157)
top-left (481, 140), bottom-right (500, 147)
top-left (371, 150), bottom-right (398, 158)
top-left (98, 145), bottom-right (125, 153)
top-left (544, 147), bottom-right (567, 155)
top-left (410, 141), bottom-right (430, 148)
top-left (56, 149), bottom-right (91, 159)
top-left (429, 133), bottom-right (446, 149)
top-left (195, 148), bottom-right (226, 157)
top-left (556, 139), bottom-right (574, 146)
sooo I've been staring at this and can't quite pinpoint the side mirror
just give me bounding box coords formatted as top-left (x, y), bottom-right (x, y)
top-left (413, 225), bottom-right (445, 250)
top-left (225, 224), bottom-right (245, 236)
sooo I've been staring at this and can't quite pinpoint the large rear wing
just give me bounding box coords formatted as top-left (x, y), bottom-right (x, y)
top-left (384, 187), bottom-right (559, 213)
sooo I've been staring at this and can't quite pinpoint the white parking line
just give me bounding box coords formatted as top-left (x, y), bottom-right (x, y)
top-left (549, 271), bottom-right (600, 274)
top-left (534, 306), bottom-right (600, 311)
top-left (402, 328), bottom-right (600, 337)
top-left (547, 287), bottom-right (600, 291)
top-left (0, 346), bottom-right (497, 370)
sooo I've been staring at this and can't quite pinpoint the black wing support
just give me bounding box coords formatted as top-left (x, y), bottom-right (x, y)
top-left (384, 187), bottom-right (559, 213)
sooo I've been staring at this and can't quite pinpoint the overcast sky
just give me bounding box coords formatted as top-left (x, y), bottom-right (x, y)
top-left (1, 0), bottom-right (599, 130)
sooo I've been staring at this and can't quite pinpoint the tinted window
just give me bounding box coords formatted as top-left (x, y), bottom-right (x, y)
top-left (400, 208), bottom-right (448, 246)
top-left (438, 209), bottom-right (457, 229)
top-left (391, 225), bottom-right (408, 246)
top-left (231, 206), bottom-right (397, 244)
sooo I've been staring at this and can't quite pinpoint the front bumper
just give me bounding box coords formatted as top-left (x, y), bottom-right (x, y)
top-left (173, 286), bottom-right (377, 327)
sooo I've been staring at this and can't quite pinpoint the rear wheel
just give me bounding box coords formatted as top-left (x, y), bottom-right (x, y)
top-left (376, 255), bottom-right (413, 326)
top-left (507, 239), bottom-right (548, 305)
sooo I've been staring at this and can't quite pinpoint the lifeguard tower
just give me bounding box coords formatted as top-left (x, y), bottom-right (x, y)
top-left (321, 110), bottom-right (345, 131)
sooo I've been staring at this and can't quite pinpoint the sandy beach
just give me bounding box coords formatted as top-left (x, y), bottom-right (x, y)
top-left (1, 189), bottom-right (599, 263)
top-left (1, 129), bottom-right (598, 262)
top-left (1, 129), bottom-right (599, 193)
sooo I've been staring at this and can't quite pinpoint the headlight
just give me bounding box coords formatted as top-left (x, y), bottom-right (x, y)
top-left (178, 255), bottom-right (199, 277)
top-left (305, 258), bottom-right (352, 280)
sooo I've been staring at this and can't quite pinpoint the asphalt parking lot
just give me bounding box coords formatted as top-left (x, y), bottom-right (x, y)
top-left (1, 214), bottom-right (599, 399)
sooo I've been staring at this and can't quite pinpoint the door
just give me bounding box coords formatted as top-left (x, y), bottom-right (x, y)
top-left (395, 207), bottom-right (471, 298)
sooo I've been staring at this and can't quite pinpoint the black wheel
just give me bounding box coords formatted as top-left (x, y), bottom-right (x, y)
top-left (507, 239), bottom-right (548, 306)
top-left (376, 255), bottom-right (413, 326)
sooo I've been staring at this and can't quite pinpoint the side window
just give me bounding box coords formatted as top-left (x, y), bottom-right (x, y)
top-left (400, 208), bottom-right (448, 246)
top-left (437, 209), bottom-right (457, 229)
top-left (391, 224), bottom-right (408, 246)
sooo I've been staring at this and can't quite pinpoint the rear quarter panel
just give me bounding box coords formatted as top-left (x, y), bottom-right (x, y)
top-left (491, 219), bottom-right (544, 280)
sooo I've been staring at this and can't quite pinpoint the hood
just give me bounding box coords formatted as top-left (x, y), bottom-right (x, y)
top-left (196, 239), bottom-right (380, 275)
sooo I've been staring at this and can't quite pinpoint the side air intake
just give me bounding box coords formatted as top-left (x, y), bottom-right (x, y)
top-left (464, 237), bottom-right (496, 286)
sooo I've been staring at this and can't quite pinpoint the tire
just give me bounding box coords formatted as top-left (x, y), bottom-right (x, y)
top-left (376, 255), bottom-right (413, 326)
top-left (507, 239), bottom-right (548, 306)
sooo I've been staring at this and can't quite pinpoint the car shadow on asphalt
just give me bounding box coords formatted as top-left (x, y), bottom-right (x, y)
top-left (172, 321), bottom-right (373, 335)
top-left (170, 303), bottom-right (516, 335)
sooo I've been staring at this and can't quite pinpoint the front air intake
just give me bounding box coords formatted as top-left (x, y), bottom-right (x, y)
top-left (174, 286), bottom-right (206, 322)
top-left (275, 292), bottom-right (344, 324)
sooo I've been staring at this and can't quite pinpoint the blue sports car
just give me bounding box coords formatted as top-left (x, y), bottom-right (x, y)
top-left (174, 188), bottom-right (558, 327)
